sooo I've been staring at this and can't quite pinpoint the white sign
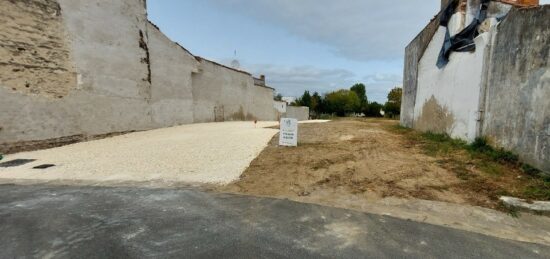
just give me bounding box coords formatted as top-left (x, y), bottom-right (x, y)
top-left (279, 118), bottom-right (298, 147)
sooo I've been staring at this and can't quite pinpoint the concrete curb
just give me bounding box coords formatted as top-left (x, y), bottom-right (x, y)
top-left (500, 196), bottom-right (550, 216)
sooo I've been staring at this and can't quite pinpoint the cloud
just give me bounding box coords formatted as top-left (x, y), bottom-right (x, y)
top-left (239, 62), bottom-right (400, 102)
top-left (205, 0), bottom-right (440, 61)
top-left (244, 63), bottom-right (356, 96)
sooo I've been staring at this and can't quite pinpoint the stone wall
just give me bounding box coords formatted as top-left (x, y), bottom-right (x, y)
top-left (482, 6), bottom-right (550, 172)
top-left (0, 0), bottom-right (278, 153)
top-left (0, 0), bottom-right (76, 98)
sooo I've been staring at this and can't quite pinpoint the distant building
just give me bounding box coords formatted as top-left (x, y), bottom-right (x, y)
top-left (282, 96), bottom-right (296, 105)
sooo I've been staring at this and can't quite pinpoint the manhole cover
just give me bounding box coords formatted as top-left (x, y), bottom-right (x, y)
top-left (33, 164), bottom-right (56, 169)
top-left (0, 159), bottom-right (36, 168)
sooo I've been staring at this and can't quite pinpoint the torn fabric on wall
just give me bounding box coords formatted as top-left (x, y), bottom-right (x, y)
top-left (437, 0), bottom-right (490, 68)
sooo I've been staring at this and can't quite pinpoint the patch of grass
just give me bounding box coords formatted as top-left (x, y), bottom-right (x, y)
top-left (521, 164), bottom-right (543, 178)
top-left (467, 138), bottom-right (519, 164)
top-left (418, 132), bottom-right (467, 156)
top-left (391, 125), bottom-right (413, 133)
top-left (389, 125), bottom-right (550, 203)
top-left (452, 163), bottom-right (475, 180)
top-left (478, 161), bottom-right (504, 177)
top-left (523, 182), bottom-right (550, 201)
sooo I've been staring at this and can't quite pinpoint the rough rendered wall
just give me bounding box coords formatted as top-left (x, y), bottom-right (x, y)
top-left (192, 59), bottom-right (276, 123)
top-left (482, 6), bottom-right (550, 172)
top-left (414, 27), bottom-right (492, 142)
top-left (283, 106), bottom-right (310, 121)
top-left (0, 0), bottom-right (152, 148)
top-left (56, 0), bottom-right (153, 135)
top-left (250, 85), bottom-right (279, 121)
top-left (0, 0), bottom-right (76, 98)
top-left (148, 23), bottom-right (198, 127)
top-left (401, 16), bottom-right (440, 128)
top-left (0, 0), bottom-right (278, 152)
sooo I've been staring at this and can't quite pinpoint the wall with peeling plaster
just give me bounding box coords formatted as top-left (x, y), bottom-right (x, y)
top-left (403, 3), bottom-right (549, 172)
top-left (414, 27), bottom-right (490, 142)
top-left (0, 0), bottom-right (278, 152)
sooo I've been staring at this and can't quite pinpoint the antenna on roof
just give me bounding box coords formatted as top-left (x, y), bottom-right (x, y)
top-left (231, 49), bottom-right (240, 69)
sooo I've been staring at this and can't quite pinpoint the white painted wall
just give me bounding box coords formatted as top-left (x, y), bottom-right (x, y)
top-left (414, 27), bottom-right (492, 142)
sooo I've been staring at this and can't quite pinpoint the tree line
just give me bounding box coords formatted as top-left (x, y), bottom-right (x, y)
top-left (276, 84), bottom-right (402, 118)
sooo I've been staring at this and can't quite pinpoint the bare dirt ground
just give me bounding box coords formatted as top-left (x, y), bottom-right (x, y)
top-left (219, 118), bottom-right (548, 211)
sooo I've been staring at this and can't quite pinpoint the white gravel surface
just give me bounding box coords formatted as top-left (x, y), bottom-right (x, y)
top-left (0, 121), bottom-right (279, 185)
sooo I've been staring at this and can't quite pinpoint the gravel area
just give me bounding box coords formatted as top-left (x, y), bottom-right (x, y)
top-left (0, 122), bottom-right (279, 185)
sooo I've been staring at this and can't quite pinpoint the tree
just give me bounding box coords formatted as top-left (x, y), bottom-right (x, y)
top-left (365, 102), bottom-right (384, 117)
top-left (350, 83), bottom-right (368, 112)
top-left (384, 87), bottom-right (403, 118)
top-left (296, 90), bottom-right (312, 108)
top-left (311, 92), bottom-right (323, 114)
top-left (274, 93), bottom-right (283, 101)
top-left (324, 89), bottom-right (361, 116)
top-left (387, 87), bottom-right (402, 105)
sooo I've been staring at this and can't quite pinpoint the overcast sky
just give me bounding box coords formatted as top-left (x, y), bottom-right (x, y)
top-left (148, 0), bottom-right (549, 102)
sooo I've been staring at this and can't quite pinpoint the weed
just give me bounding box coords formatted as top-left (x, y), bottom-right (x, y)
top-left (496, 201), bottom-right (521, 218)
top-left (467, 138), bottom-right (519, 164)
top-left (450, 162), bottom-right (475, 180)
top-left (479, 161), bottom-right (504, 177)
top-left (523, 182), bottom-right (550, 201)
top-left (521, 164), bottom-right (542, 177)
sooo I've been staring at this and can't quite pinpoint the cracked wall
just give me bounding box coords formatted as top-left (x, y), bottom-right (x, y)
top-left (0, 0), bottom-right (278, 152)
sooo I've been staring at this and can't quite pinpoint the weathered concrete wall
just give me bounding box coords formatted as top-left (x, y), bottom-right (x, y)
top-left (0, 0), bottom-right (76, 98)
top-left (0, 0), bottom-right (279, 153)
top-left (0, 0), bottom-right (151, 147)
top-left (283, 106), bottom-right (310, 121)
top-left (147, 22), bottom-right (198, 127)
top-left (56, 0), bottom-right (153, 136)
top-left (192, 58), bottom-right (277, 123)
top-left (414, 27), bottom-right (492, 142)
top-left (403, 4), bottom-right (549, 171)
top-left (482, 6), bottom-right (550, 172)
top-left (401, 15), bottom-right (441, 128)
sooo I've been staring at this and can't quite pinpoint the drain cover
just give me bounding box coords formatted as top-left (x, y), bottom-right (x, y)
top-left (0, 159), bottom-right (36, 168)
top-left (33, 164), bottom-right (56, 169)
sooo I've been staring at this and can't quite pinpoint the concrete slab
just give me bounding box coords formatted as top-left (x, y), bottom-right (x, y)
top-left (500, 196), bottom-right (550, 215)
top-left (0, 122), bottom-right (279, 185)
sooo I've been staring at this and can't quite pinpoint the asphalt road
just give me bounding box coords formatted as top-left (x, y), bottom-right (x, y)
top-left (0, 184), bottom-right (548, 258)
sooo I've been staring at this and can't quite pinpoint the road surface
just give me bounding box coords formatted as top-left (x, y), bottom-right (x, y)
top-left (0, 184), bottom-right (548, 258)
